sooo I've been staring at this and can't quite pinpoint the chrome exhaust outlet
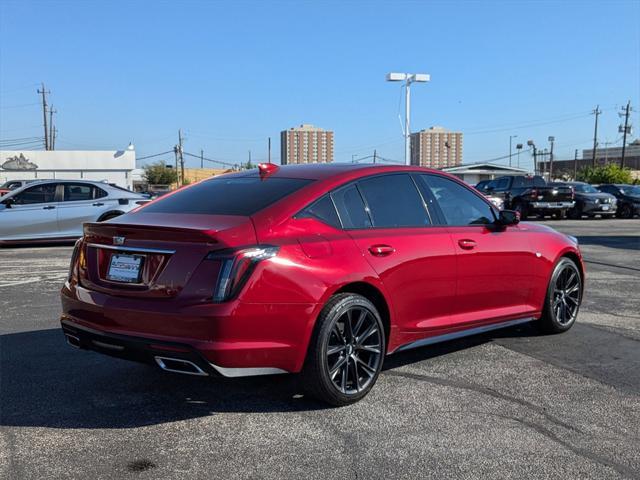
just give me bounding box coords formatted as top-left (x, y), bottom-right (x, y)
top-left (154, 356), bottom-right (209, 376)
top-left (65, 334), bottom-right (81, 349)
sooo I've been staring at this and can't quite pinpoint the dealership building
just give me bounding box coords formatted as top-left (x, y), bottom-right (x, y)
top-left (0, 149), bottom-right (137, 189)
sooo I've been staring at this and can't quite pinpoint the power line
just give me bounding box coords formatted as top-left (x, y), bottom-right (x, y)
top-left (0, 102), bottom-right (40, 110)
top-left (135, 150), bottom-right (175, 161)
top-left (184, 151), bottom-right (236, 168)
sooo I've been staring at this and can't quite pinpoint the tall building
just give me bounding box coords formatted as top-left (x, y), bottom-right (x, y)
top-left (280, 124), bottom-right (334, 165)
top-left (410, 126), bottom-right (463, 169)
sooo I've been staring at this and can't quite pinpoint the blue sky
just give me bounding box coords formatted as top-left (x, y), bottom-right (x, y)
top-left (1, 0), bottom-right (639, 171)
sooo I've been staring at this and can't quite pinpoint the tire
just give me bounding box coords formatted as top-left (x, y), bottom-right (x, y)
top-left (539, 257), bottom-right (582, 334)
top-left (617, 203), bottom-right (633, 219)
top-left (552, 210), bottom-right (565, 220)
top-left (567, 206), bottom-right (582, 219)
top-left (513, 202), bottom-right (528, 220)
top-left (301, 293), bottom-right (385, 406)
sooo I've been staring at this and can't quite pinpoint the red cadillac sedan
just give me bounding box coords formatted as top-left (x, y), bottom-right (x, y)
top-left (61, 163), bottom-right (584, 405)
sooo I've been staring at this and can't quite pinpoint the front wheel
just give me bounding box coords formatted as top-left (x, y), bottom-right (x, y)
top-left (617, 203), bottom-right (633, 219)
top-left (301, 293), bottom-right (385, 406)
top-left (539, 258), bottom-right (582, 333)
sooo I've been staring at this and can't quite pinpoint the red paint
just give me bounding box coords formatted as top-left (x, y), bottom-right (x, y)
top-left (61, 164), bottom-right (584, 374)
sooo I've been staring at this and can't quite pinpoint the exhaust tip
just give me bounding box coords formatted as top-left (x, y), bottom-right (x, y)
top-left (154, 356), bottom-right (208, 377)
top-left (65, 334), bottom-right (81, 349)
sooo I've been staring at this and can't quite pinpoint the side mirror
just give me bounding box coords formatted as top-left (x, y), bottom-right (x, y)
top-left (1, 197), bottom-right (14, 208)
top-left (497, 209), bottom-right (519, 226)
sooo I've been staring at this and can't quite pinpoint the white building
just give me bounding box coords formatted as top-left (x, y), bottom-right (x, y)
top-left (442, 163), bottom-right (530, 185)
top-left (0, 149), bottom-right (136, 189)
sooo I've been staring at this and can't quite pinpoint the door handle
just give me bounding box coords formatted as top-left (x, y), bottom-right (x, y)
top-left (92, 202), bottom-right (104, 206)
top-left (458, 239), bottom-right (477, 250)
top-left (368, 244), bottom-right (395, 256)
top-left (43, 205), bottom-right (56, 210)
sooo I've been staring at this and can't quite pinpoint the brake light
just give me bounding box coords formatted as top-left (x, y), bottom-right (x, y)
top-left (208, 246), bottom-right (279, 302)
top-left (67, 238), bottom-right (83, 281)
top-left (258, 162), bottom-right (278, 177)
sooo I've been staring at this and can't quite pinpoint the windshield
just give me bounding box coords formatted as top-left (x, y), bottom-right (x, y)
top-left (621, 185), bottom-right (640, 196)
top-left (141, 175), bottom-right (314, 216)
top-left (574, 183), bottom-right (599, 193)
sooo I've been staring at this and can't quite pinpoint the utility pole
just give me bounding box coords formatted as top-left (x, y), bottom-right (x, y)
top-left (352, 154), bottom-right (357, 163)
top-left (201, 149), bottom-right (204, 169)
top-left (37, 83), bottom-right (50, 150)
top-left (48, 105), bottom-right (56, 150)
top-left (178, 129), bottom-right (185, 186)
top-left (509, 135), bottom-right (518, 167)
top-left (619, 101), bottom-right (632, 169)
top-left (591, 105), bottom-right (601, 166)
top-left (527, 140), bottom-right (537, 175)
top-left (573, 149), bottom-right (578, 180)
top-left (548, 136), bottom-right (555, 180)
top-left (248, 150), bottom-right (252, 169)
top-left (373, 149), bottom-right (377, 164)
top-left (268, 137), bottom-right (271, 163)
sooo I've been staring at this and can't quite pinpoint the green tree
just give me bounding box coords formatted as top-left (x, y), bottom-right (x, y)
top-left (576, 164), bottom-right (633, 184)
top-left (143, 161), bottom-right (178, 185)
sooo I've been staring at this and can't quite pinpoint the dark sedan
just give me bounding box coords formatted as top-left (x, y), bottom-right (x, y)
top-left (553, 182), bottom-right (617, 219)
top-left (596, 184), bottom-right (640, 218)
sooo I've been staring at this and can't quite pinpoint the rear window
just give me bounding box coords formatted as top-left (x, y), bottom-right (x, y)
top-left (141, 176), bottom-right (313, 216)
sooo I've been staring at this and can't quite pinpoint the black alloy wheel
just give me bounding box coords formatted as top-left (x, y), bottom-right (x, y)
top-left (540, 258), bottom-right (582, 333)
top-left (302, 293), bottom-right (385, 406)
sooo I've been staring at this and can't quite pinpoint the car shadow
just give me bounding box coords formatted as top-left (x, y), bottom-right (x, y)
top-left (0, 323), bottom-right (541, 428)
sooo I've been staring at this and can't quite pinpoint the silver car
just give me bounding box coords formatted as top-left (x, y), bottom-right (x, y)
top-left (0, 180), bottom-right (148, 244)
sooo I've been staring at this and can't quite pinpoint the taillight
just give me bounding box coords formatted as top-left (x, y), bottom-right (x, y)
top-left (570, 187), bottom-right (575, 200)
top-left (208, 246), bottom-right (279, 302)
top-left (68, 238), bottom-right (83, 281)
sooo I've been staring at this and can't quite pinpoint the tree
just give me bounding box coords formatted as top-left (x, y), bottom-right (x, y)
top-left (576, 164), bottom-right (633, 184)
top-left (143, 161), bottom-right (178, 185)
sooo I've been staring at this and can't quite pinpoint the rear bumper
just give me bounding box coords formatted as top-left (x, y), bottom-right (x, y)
top-left (531, 201), bottom-right (574, 209)
top-left (61, 283), bottom-right (318, 375)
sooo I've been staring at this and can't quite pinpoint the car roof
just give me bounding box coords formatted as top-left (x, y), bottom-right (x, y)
top-left (219, 163), bottom-right (441, 182)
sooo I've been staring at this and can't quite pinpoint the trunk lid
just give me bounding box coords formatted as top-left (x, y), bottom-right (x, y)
top-left (78, 212), bottom-right (256, 299)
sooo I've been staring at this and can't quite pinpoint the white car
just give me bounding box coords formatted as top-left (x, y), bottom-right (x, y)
top-left (0, 180), bottom-right (148, 244)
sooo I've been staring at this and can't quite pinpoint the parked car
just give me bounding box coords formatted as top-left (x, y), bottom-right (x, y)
top-left (552, 182), bottom-right (617, 219)
top-left (61, 164), bottom-right (584, 406)
top-left (478, 175), bottom-right (574, 219)
top-left (596, 184), bottom-right (640, 218)
top-left (0, 180), bottom-right (148, 244)
top-left (0, 179), bottom-right (39, 196)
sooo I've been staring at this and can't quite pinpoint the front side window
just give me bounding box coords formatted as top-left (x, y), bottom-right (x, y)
top-left (142, 175), bottom-right (313, 216)
top-left (356, 174), bottom-right (430, 228)
top-left (63, 184), bottom-right (93, 202)
top-left (418, 175), bottom-right (496, 226)
top-left (331, 184), bottom-right (371, 229)
top-left (12, 184), bottom-right (57, 205)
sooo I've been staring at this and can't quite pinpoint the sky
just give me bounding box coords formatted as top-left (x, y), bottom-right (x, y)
top-left (1, 0), bottom-right (639, 172)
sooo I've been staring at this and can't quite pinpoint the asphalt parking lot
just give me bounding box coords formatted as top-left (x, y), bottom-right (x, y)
top-left (1, 219), bottom-right (639, 479)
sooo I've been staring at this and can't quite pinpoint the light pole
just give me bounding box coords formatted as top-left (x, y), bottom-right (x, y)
top-left (548, 136), bottom-right (555, 180)
top-left (509, 135), bottom-right (518, 167)
top-left (527, 140), bottom-right (537, 175)
top-left (386, 72), bottom-right (430, 165)
top-left (516, 143), bottom-right (523, 168)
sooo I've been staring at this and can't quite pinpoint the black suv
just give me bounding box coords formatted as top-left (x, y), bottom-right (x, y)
top-left (596, 184), bottom-right (640, 218)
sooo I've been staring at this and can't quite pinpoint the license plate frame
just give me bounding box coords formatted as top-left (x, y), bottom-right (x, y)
top-left (106, 253), bottom-right (145, 284)
top-left (602, 205), bottom-right (610, 211)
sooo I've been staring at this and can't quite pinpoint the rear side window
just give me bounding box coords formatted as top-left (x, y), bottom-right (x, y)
top-left (357, 174), bottom-right (430, 227)
top-left (418, 175), bottom-right (495, 226)
top-left (296, 195), bottom-right (341, 228)
top-left (331, 184), bottom-right (371, 229)
top-left (142, 176), bottom-right (313, 216)
top-left (63, 184), bottom-right (93, 202)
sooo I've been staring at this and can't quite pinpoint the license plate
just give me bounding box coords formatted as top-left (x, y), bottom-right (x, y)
top-left (602, 205), bottom-right (610, 211)
top-left (107, 254), bottom-right (144, 283)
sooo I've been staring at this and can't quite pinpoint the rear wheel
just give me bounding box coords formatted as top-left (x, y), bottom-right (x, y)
top-left (567, 206), bottom-right (582, 219)
top-left (539, 258), bottom-right (582, 333)
top-left (552, 210), bottom-right (566, 220)
top-left (513, 202), bottom-right (528, 220)
top-left (301, 293), bottom-right (385, 406)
